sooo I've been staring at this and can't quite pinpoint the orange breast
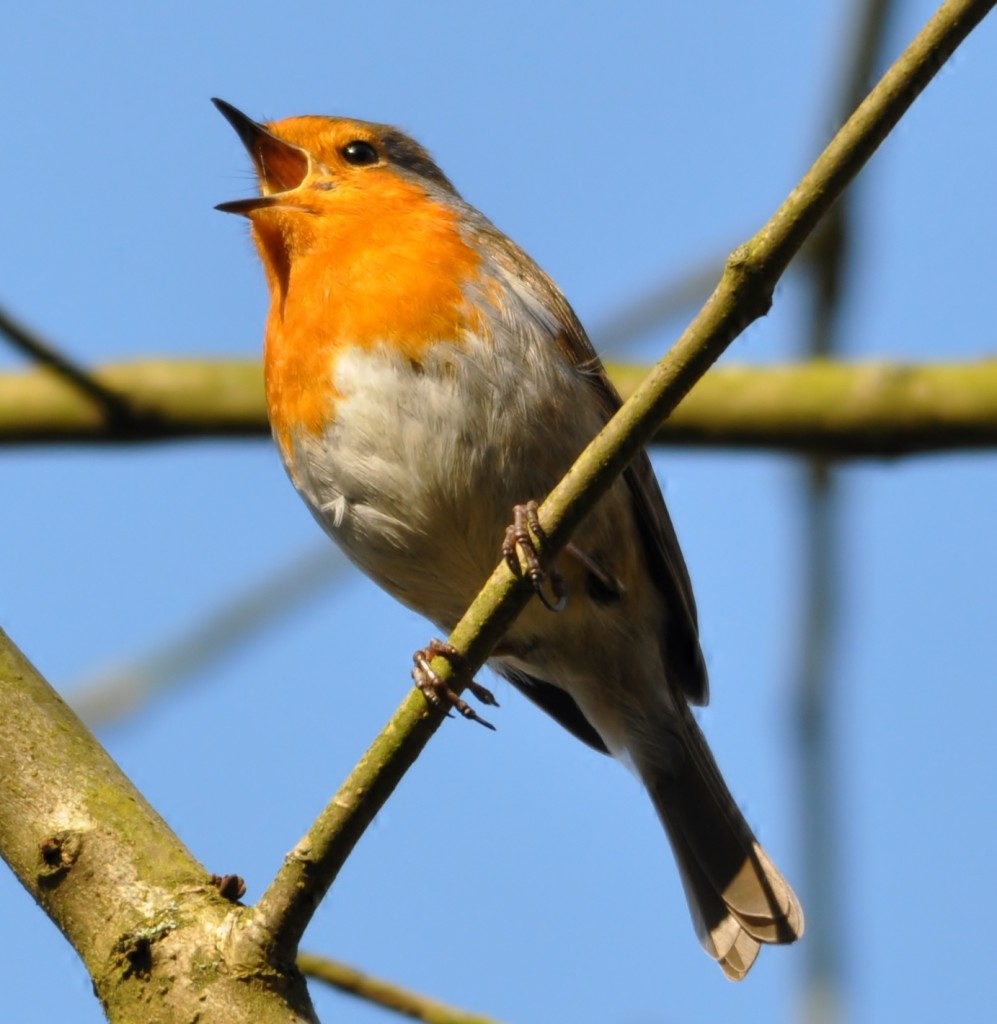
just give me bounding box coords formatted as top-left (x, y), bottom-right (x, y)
top-left (257, 174), bottom-right (486, 458)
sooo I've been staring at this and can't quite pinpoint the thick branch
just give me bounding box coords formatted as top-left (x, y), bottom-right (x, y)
top-left (247, 0), bottom-right (996, 959)
top-left (3, 357), bottom-right (997, 457)
top-left (0, 629), bottom-right (319, 1024)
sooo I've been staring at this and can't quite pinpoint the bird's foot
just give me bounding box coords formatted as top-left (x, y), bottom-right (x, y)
top-left (412, 639), bottom-right (498, 731)
top-left (502, 500), bottom-right (567, 612)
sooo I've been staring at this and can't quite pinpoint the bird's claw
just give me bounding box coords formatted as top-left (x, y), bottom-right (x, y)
top-left (502, 501), bottom-right (567, 612)
top-left (412, 639), bottom-right (498, 730)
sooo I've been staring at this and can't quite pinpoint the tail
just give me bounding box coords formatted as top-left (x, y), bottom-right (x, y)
top-left (637, 704), bottom-right (804, 980)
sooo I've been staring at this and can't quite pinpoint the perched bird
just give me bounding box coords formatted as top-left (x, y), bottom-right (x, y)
top-left (214, 98), bottom-right (803, 978)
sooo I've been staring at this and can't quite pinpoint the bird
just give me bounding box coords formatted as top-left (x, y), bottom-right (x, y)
top-left (214, 98), bottom-right (803, 979)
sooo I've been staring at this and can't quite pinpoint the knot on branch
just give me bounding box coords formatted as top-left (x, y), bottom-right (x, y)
top-left (723, 243), bottom-right (775, 327)
top-left (111, 919), bottom-right (176, 983)
top-left (37, 830), bottom-right (83, 885)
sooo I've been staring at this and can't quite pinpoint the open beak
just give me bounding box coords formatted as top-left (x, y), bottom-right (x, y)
top-left (212, 98), bottom-right (310, 214)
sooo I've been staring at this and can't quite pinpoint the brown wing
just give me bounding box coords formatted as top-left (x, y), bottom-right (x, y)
top-left (484, 225), bottom-right (709, 705)
top-left (498, 667), bottom-right (611, 753)
top-left (623, 446), bottom-right (709, 705)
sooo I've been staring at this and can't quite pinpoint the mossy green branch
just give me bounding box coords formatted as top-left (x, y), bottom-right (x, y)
top-left (3, 356), bottom-right (997, 457)
top-left (611, 358), bottom-right (997, 457)
top-left (0, 629), bottom-right (320, 1023)
top-left (250, 0), bottom-right (997, 958)
top-left (0, 358), bottom-right (266, 443)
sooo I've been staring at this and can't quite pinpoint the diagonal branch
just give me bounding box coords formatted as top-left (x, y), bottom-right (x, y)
top-left (592, 255), bottom-right (723, 352)
top-left (0, 628), bottom-right (320, 1023)
top-left (299, 952), bottom-right (504, 1024)
top-left (241, 0), bottom-right (997, 962)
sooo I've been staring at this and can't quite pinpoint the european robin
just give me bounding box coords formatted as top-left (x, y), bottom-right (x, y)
top-left (214, 98), bottom-right (803, 978)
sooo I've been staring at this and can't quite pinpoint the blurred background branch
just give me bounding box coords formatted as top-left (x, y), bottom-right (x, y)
top-left (298, 952), bottom-right (504, 1024)
top-left (0, 304), bottom-right (148, 428)
top-left (2, 354), bottom-right (996, 455)
top-left (0, 354), bottom-right (265, 443)
top-left (72, 543), bottom-right (349, 727)
top-left (796, 1), bottom-right (897, 1021)
top-left (592, 254), bottom-right (723, 350)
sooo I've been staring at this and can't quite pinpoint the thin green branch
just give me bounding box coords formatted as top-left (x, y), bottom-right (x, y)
top-left (3, 356), bottom-right (997, 456)
top-left (243, 0), bottom-right (996, 961)
top-left (299, 953), bottom-right (504, 1024)
top-left (592, 255), bottom-right (723, 351)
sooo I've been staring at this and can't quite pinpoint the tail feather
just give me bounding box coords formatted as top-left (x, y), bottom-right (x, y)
top-left (721, 930), bottom-right (763, 982)
top-left (638, 704), bottom-right (803, 979)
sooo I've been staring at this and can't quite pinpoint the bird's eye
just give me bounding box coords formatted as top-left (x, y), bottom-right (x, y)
top-left (341, 140), bottom-right (380, 166)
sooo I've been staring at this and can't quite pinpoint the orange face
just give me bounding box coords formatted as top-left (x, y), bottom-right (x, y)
top-left (215, 102), bottom-right (485, 454)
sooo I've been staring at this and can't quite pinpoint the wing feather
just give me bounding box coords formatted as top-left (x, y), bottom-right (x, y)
top-left (477, 224), bottom-right (708, 703)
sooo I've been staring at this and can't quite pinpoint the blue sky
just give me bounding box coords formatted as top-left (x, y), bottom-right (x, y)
top-left (2, 2), bottom-right (996, 1022)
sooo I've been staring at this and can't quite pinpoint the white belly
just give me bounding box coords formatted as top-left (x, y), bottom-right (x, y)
top-left (283, 333), bottom-right (607, 631)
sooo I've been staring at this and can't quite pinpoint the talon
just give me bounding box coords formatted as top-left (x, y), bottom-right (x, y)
top-left (502, 500), bottom-right (566, 612)
top-left (467, 678), bottom-right (500, 707)
top-left (566, 542), bottom-right (625, 598)
top-left (536, 565), bottom-right (568, 613)
top-left (502, 502), bottom-right (543, 582)
top-left (524, 502), bottom-right (545, 542)
top-left (412, 639), bottom-right (497, 730)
